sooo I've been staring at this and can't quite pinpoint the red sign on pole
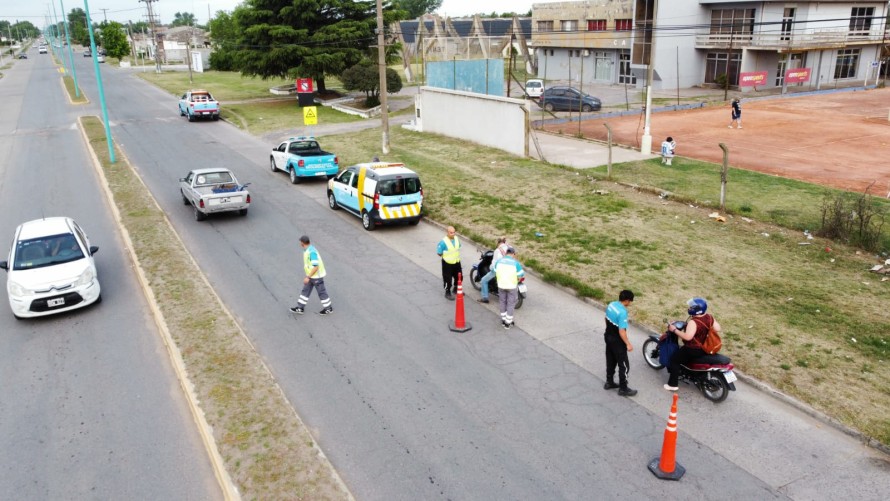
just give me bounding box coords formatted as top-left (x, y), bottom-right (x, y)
top-left (739, 71), bottom-right (768, 87)
top-left (296, 78), bottom-right (314, 93)
top-left (784, 68), bottom-right (811, 84)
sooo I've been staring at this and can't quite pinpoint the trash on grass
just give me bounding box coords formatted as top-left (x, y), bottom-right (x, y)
top-left (708, 212), bottom-right (727, 222)
top-left (741, 217), bottom-right (753, 223)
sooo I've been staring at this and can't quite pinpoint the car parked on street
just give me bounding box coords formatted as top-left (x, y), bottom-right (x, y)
top-left (270, 136), bottom-right (339, 183)
top-left (0, 217), bottom-right (101, 319)
top-left (17, 53), bottom-right (27, 59)
top-left (97, 54), bottom-right (105, 63)
top-left (525, 79), bottom-right (544, 99)
top-left (327, 162), bottom-right (423, 231)
top-left (538, 86), bottom-right (602, 112)
top-left (83, 49), bottom-right (91, 57)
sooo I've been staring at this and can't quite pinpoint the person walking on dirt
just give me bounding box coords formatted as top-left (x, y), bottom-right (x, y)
top-left (729, 98), bottom-right (742, 128)
top-left (604, 290), bottom-right (637, 397)
top-left (290, 235), bottom-right (333, 315)
top-left (437, 226), bottom-right (462, 300)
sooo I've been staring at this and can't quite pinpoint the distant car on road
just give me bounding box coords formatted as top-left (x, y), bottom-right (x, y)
top-left (38, 46), bottom-right (47, 54)
top-left (538, 86), bottom-right (602, 112)
top-left (97, 54), bottom-right (105, 63)
top-left (17, 53), bottom-right (27, 59)
top-left (83, 49), bottom-right (91, 57)
top-left (179, 89), bottom-right (220, 122)
top-left (0, 217), bottom-right (101, 319)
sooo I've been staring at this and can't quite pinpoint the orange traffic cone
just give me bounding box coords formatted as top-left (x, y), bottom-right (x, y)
top-left (448, 273), bottom-right (472, 333)
top-left (648, 393), bottom-right (686, 480)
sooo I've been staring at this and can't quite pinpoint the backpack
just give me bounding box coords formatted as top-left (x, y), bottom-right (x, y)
top-left (701, 324), bottom-right (722, 355)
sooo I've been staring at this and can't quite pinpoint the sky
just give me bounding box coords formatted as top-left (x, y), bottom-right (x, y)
top-left (2, 0), bottom-right (547, 27)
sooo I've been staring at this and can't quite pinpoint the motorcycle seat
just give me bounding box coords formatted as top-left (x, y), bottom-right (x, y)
top-left (684, 353), bottom-right (733, 370)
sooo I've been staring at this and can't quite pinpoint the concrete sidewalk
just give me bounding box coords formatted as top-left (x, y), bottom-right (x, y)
top-left (362, 220), bottom-right (887, 500)
top-left (530, 129), bottom-right (655, 167)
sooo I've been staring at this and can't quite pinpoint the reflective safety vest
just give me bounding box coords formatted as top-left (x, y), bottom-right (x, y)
top-left (494, 257), bottom-right (520, 289)
top-left (303, 245), bottom-right (326, 278)
top-left (441, 237), bottom-right (461, 264)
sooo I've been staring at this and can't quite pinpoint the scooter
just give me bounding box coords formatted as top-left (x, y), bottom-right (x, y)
top-left (642, 321), bottom-right (737, 403)
top-left (468, 249), bottom-right (526, 309)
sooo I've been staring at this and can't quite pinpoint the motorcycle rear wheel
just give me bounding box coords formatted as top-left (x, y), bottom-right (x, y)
top-left (469, 268), bottom-right (482, 290)
top-left (514, 293), bottom-right (523, 309)
top-left (642, 339), bottom-right (664, 370)
top-left (701, 372), bottom-right (730, 403)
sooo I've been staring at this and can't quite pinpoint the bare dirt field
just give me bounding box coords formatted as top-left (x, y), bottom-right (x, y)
top-left (544, 87), bottom-right (890, 193)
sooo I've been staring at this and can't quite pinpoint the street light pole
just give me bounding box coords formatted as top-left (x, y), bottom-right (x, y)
top-left (60, 0), bottom-right (80, 97)
top-left (376, 0), bottom-right (390, 155)
top-left (640, 0), bottom-right (659, 155)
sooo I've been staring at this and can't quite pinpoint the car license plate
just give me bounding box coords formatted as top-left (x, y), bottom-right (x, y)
top-left (219, 197), bottom-right (230, 203)
top-left (724, 370), bottom-right (737, 383)
top-left (518, 283), bottom-right (528, 294)
top-left (47, 297), bottom-right (65, 307)
top-left (315, 172), bottom-right (325, 176)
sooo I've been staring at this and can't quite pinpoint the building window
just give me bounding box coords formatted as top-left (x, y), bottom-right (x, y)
top-left (588, 19), bottom-right (606, 31)
top-left (615, 19), bottom-right (632, 31)
top-left (834, 48), bottom-right (860, 79)
top-left (619, 50), bottom-right (636, 84)
top-left (705, 51), bottom-right (742, 85)
top-left (849, 7), bottom-right (874, 36)
top-left (537, 21), bottom-right (553, 33)
top-left (561, 20), bottom-right (578, 32)
top-left (710, 9), bottom-right (755, 35)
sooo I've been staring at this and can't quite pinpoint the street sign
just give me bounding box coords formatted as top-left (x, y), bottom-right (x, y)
top-left (303, 106), bottom-right (318, 125)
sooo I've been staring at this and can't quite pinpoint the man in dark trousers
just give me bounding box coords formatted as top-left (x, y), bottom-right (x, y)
top-left (290, 235), bottom-right (333, 315)
top-left (603, 290), bottom-right (637, 397)
top-left (436, 226), bottom-right (462, 300)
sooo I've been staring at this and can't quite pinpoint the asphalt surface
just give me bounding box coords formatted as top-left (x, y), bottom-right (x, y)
top-left (26, 53), bottom-right (888, 499)
top-left (0, 52), bottom-right (219, 497)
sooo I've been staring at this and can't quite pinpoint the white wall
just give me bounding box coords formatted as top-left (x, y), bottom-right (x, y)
top-left (416, 87), bottom-right (529, 157)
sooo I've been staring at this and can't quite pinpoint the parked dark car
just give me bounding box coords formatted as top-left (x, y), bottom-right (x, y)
top-left (539, 86), bottom-right (602, 112)
top-left (17, 53), bottom-right (27, 59)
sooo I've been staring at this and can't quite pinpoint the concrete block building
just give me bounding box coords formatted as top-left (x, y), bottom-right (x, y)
top-left (532, 0), bottom-right (889, 91)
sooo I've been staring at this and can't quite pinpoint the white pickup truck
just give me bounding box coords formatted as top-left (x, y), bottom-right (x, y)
top-left (179, 168), bottom-right (251, 221)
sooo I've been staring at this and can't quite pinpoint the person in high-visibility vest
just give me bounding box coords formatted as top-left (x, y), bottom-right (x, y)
top-left (436, 226), bottom-right (462, 300)
top-left (493, 247), bottom-right (524, 329)
top-left (290, 235), bottom-right (333, 315)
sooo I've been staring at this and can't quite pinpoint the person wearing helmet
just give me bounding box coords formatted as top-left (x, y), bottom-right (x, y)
top-left (664, 297), bottom-right (723, 391)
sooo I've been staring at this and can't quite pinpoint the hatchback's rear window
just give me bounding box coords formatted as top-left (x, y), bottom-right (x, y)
top-left (378, 177), bottom-right (422, 196)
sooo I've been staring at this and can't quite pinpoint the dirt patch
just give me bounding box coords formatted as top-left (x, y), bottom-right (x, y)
top-left (544, 88), bottom-right (890, 193)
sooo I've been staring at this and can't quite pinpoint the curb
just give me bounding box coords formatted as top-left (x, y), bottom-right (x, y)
top-left (422, 217), bottom-right (890, 457)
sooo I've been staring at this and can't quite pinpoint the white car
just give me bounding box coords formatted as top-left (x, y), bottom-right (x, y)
top-left (0, 217), bottom-right (101, 319)
top-left (525, 79), bottom-right (544, 99)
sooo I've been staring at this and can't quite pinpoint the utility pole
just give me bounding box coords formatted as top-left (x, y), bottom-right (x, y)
top-left (139, 0), bottom-right (161, 73)
top-left (375, 0), bottom-right (390, 154)
top-left (640, 0), bottom-right (660, 155)
top-left (60, 0), bottom-right (80, 97)
top-left (100, 8), bottom-right (108, 24)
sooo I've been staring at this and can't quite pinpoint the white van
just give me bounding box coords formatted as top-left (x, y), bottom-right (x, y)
top-left (525, 79), bottom-right (544, 99)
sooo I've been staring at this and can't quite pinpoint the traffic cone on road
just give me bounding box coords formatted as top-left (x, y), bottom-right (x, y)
top-left (448, 273), bottom-right (472, 333)
top-left (648, 393), bottom-right (686, 480)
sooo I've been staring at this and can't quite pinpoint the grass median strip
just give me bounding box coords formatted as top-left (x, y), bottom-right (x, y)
top-left (62, 75), bottom-right (88, 104)
top-left (322, 126), bottom-right (890, 446)
top-left (79, 116), bottom-right (350, 500)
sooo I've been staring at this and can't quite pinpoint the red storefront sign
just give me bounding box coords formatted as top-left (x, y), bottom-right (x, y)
top-left (739, 71), bottom-right (768, 87)
top-left (784, 68), bottom-right (811, 84)
top-left (296, 78), bottom-right (314, 93)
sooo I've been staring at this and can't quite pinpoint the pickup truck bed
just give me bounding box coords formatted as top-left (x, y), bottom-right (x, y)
top-left (180, 169), bottom-right (251, 221)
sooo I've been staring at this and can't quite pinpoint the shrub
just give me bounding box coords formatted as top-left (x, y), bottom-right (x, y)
top-left (817, 183), bottom-right (887, 252)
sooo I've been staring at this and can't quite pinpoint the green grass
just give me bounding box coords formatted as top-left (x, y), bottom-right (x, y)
top-left (62, 75), bottom-right (88, 104)
top-left (222, 100), bottom-right (363, 135)
top-left (136, 70), bottom-right (316, 101)
top-left (320, 126), bottom-right (890, 446)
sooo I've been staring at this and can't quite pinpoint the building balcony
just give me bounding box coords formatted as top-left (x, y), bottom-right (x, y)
top-left (696, 28), bottom-right (887, 51)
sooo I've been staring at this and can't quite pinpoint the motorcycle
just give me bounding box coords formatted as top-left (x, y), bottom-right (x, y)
top-left (468, 249), bottom-right (526, 309)
top-left (642, 321), bottom-right (737, 403)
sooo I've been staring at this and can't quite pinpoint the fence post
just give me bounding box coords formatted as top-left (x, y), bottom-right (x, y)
top-left (605, 123), bottom-right (613, 179)
top-left (719, 143), bottom-right (729, 210)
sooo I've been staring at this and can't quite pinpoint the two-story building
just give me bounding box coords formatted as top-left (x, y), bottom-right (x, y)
top-left (532, 0), bottom-right (889, 91)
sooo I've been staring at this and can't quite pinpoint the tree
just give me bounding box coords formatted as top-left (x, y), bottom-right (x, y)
top-left (100, 22), bottom-right (130, 59)
top-left (67, 8), bottom-right (90, 46)
top-left (392, 0), bottom-right (442, 19)
top-left (341, 59), bottom-right (402, 106)
top-left (171, 12), bottom-right (197, 28)
top-left (129, 21), bottom-right (149, 33)
top-left (217, 0), bottom-right (398, 92)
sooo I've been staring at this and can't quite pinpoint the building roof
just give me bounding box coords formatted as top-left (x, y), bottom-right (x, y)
top-left (399, 18), bottom-right (531, 44)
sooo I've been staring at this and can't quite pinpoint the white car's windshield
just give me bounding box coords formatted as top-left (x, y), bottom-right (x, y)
top-left (14, 233), bottom-right (85, 270)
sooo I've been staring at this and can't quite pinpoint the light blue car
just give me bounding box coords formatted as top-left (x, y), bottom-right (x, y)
top-left (270, 136), bottom-right (339, 184)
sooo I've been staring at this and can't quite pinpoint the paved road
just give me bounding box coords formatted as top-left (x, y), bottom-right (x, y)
top-left (57, 59), bottom-right (863, 498)
top-left (0, 51), bottom-right (219, 498)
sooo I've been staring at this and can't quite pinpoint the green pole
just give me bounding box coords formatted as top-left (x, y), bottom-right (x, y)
top-left (51, 0), bottom-right (71, 79)
top-left (83, 0), bottom-right (116, 163)
top-left (59, 0), bottom-right (80, 97)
